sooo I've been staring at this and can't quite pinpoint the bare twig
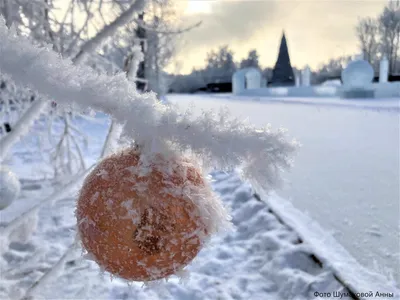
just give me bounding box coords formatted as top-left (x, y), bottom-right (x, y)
top-left (72, 0), bottom-right (146, 64)
top-left (132, 19), bottom-right (202, 35)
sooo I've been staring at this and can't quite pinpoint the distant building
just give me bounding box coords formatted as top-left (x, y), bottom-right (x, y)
top-left (232, 68), bottom-right (262, 94)
top-left (269, 32), bottom-right (295, 87)
top-left (203, 75), bottom-right (233, 93)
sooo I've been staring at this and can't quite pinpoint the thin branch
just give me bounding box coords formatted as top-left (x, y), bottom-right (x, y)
top-left (0, 166), bottom-right (94, 239)
top-left (0, 19), bottom-right (297, 189)
top-left (0, 99), bottom-right (48, 163)
top-left (100, 119), bottom-right (120, 158)
top-left (20, 246), bottom-right (76, 300)
top-left (133, 19), bottom-right (202, 35)
top-left (0, 0), bottom-right (146, 161)
top-left (72, 0), bottom-right (147, 64)
top-left (69, 132), bottom-right (87, 170)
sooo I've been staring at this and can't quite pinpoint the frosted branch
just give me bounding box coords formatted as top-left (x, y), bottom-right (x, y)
top-left (0, 98), bottom-right (47, 163)
top-left (72, 0), bottom-right (147, 64)
top-left (0, 166), bottom-right (94, 239)
top-left (20, 246), bottom-right (76, 300)
top-left (100, 120), bottom-right (123, 158)
top-left (0, 0), bottom-right (145, 161)
top-left (0, 19), bottom-right (297, 189)
top-left (133, 19), bottom-right (202, 35)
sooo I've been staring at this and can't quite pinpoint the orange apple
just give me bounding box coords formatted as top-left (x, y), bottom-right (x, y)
top-left (76, 147), bottom-right (208, 281)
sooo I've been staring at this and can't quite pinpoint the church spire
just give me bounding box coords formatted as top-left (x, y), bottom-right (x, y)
top-left (270, 31), bottom-right (295, 86)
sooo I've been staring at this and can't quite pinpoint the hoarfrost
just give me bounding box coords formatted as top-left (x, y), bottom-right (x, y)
top-left (0, 19), bottom-right (296, 192)
top-left (0, 165), bottom-right (21, 210)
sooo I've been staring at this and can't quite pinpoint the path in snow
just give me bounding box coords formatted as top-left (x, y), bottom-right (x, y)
top-left (168, 94), bottom-right (400, 287)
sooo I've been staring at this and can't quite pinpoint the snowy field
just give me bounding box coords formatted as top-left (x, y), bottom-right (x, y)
top-left (169, 94), bottom-right (400, 288)
top-left (1, 114), bottom-right (357, 300)
top-left (1, 94), bottom-right (399, 299)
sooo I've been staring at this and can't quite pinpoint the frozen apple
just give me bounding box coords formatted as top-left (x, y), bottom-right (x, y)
top-left (76, 147), bottom-right (211, 281)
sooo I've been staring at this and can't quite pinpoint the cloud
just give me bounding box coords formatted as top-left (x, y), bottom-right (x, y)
top-left (170, 0), bottom-right (386, 74)
top-left (181, 0), bottom-right (278, 48)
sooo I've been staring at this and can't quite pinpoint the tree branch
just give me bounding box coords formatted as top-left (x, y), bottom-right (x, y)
top-left (133, 19), bottom-right (202, 35)
top-left (72, 0), bottom-right (147, 64)
top-left (0, 20), bottom-right (297, 189)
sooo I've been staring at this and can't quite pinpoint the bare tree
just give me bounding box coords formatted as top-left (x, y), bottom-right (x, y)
top-left (356, 1), bottom-right (400, 73)
top-left (378, 1), bottom-right (400, 73)
top-left (356, 17), bottom-right (379, 65)
top-left (240, 49), bottom-right (260, 69)
top-left (109, 0), bottom-right (200, 98)
top-left (0, 0), bottom-right (148, 170)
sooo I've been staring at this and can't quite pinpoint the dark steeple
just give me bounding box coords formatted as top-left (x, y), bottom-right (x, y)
top-left (270, 32), bottom-right (295, 86)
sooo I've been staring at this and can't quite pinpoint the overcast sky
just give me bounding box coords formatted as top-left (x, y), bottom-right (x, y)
top-left (167, 0), bottom-right (387, 74)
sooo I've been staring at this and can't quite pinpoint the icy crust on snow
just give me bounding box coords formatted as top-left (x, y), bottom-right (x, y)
top-left (0, 19), bottom-right (297, 191)
top-left (75, 147), bottom-right (231, 282)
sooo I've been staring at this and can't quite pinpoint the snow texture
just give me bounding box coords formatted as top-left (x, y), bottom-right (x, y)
top-left (0, 114), bottom-right (354, 298)
top-left (0, 164), bottom-right (21, 210)
top-left (263, 192), bottom-right (400, 299)
top-left (0, 19), bottom-right (296, 192)
top-left (169, 94), bottom-right (400, 291)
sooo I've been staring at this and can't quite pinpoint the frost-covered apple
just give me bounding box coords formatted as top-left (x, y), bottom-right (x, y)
top-left (76, 147), bottom-right (227, 281)
top-left (0, 165), bottom-right (21, 210)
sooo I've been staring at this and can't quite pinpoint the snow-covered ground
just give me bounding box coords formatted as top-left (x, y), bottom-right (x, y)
top-left (1, 94), bottom-right (399, 299)
top-left (169, 94), bottom-right (400, 288)
top-left (1, 114), bottom-right (358, 300)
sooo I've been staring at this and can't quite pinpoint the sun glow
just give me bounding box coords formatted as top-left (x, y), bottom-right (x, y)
top-left (184, 0), bottom-right (212, 15)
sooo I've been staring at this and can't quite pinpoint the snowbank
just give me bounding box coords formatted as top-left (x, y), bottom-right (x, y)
top-left (235, 82), bottom-right (400, 99)
top-left (261, 191), bottom-right (400, 299)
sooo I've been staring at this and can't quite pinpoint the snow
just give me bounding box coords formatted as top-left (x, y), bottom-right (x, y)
top-left (168, 94), bottom-right (400, 292)
top-left (209, 93), bottom-right (400, 111)
top-left (262, 192), bottom-right (400, 297)
top-left (235, 82), bottom-right (400, 99)
top-left (0, 165), bottom-right (21, 210)
top-left (341, 60), bottom-right (374, 88)
top-left (0, 111), bottom-right (377, 300)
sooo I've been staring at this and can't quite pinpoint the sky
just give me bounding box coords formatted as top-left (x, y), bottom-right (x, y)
top-left (167, 0), bottom-right (388, 74)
